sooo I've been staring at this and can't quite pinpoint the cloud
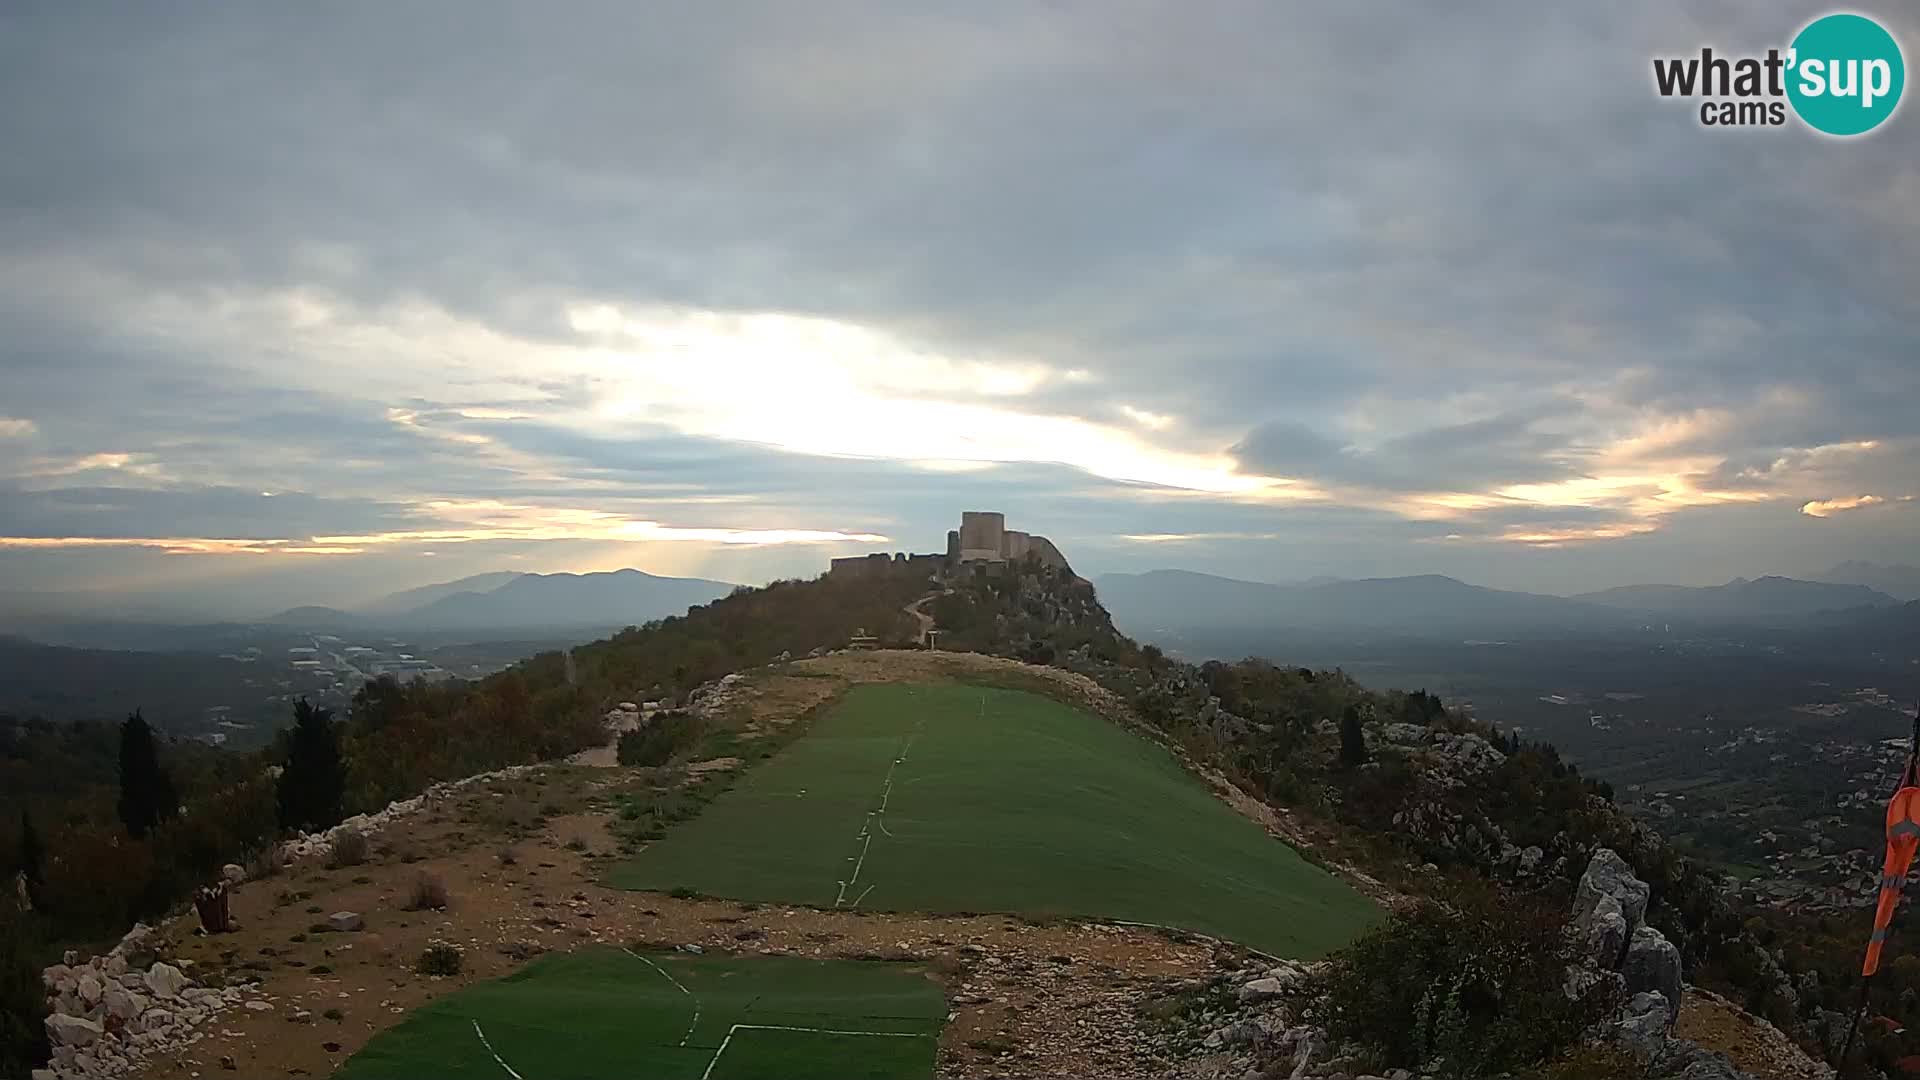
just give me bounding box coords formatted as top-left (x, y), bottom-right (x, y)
top-left (1801, 495), bottom-right (1886, 518)
top-left (0, 2), bottom-right (1916, 599)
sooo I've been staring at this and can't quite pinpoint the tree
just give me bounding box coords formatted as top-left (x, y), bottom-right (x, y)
top-left (278, 699), bottom-right (345, 833)
top-left (0, 897), bottom-right (49, 1078)
top-left (1339, 704), bottom-right (1370, 768)
top-left (16, 812), bottom-right (41, 902)
top-left (116, 710), bottom-right (178, 838)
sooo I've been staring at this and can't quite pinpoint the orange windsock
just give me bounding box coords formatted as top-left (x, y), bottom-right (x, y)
top-left (1863, 785), bottom-right (1920, 977)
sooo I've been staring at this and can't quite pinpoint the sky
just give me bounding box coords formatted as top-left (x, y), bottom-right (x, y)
top-left (2, 2), bottom-right (1917, 618)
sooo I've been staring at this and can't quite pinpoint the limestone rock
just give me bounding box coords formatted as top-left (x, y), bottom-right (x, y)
top-left (1237, 977), bottom-right (1289, 1003)
top-left (103, 986), bottom-right (147, 1022)
top-left (1622, 925), bottom-right (1684, 1017)
top-left (1574, 848), bottom-right (1649, 936)
top-left (144, 961), bottom-right (188, 1000)
top-left (1379, 722), bottom-right (1430, 746)
top-left (76, 972), bottom-right (103, 1005)
top-left (1614, 990), bottom-right (1674, 1060)
top-left (222, 863), bottom-right (246, 885)
top-left (327, 911), bottom-right (364, 932)
top-left (1583, 893), bottom-right (1630, 968)
top-left (46, 1013), bottom-right (103, 1047)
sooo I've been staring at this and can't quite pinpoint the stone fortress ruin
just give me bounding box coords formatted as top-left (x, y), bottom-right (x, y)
top-left (829, 510), bottom-right (1071, 579)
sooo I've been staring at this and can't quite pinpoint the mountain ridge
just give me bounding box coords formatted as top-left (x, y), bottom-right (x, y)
top-left (263, 567), bottom-right (737, 632)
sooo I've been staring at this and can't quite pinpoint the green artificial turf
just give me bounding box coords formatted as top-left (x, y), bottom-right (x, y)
top-left (333, 947), bottom-right (945, 1080)
top-left (608, 682), bottom-right (1379, 958)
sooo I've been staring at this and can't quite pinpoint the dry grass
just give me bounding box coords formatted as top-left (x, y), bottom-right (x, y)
top-left (400, 871), bottom-right (449, 912)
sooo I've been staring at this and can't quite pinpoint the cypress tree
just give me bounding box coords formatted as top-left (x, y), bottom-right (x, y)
top-left (1339, 703), bottom-right (1370, 768)
top-left (277, 699), bottom-right (346, 832)
top-left (17, 812), bottom-right (41, 898)
top-left (117, 710), bottom-right (178, 838)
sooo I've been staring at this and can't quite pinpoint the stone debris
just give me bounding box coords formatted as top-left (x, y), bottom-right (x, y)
top-left (37, 922), bottom-right (269, 1079)
top-left (276, 763), bottom-right (542, 865)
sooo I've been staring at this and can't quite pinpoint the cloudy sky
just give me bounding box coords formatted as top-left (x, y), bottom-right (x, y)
top-left (2, 3), bottom-right (1916, 616)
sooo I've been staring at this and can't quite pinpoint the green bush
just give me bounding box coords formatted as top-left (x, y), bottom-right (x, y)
top-left (617, 712), bottom-right (704, 768)
top-left (0, 899), bottom-right (49, 1079)
top-left (1315, 884), bottom-right (1614, 1078)
top-left (415, 940), bottom-right (463, 976)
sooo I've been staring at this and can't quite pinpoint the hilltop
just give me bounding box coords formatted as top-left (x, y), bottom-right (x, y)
top-left (3, 518), bottom-right (1861, 1080)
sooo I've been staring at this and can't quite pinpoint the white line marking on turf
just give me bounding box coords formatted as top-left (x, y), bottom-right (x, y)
top-left (847, 831), bottom-right (873, 887)
top-left (623, 948), bottom-right (701, 1047)
top-left (831, 714), bottom-right (929, 906)
top-left (700, 1023), bottom-right (931, 1080)
top-left (471, 1019), bottom-right (526, 1080)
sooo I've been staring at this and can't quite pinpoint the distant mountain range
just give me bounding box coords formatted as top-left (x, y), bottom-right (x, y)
top-left (1812, 560), bottom-right (1920, 602)
top-left (266, 569), bottom-right (737, 633)
top-left (1571, 576), bottom-right (1897, 618)
top-left (1094, 570), bottom-right (1620, 636)
top-left (1095, 569), bottom-right (1904, 638)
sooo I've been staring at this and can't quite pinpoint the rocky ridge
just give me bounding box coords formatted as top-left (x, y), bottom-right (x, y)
top-left (1165, 849), bottom-right (1832, 1080)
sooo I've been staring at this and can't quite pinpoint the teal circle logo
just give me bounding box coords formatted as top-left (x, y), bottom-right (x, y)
top-left (1787, 13), bottom-right (1905, 136)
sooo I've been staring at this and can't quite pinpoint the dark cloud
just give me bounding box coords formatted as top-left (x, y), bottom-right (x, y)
top-left (0, 2), bottom-right (1915, 602)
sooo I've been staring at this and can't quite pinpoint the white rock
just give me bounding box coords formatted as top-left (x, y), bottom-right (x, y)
top-left (327, 911), bottom-right (364, 932)
top-left (46, 1013), bottom-right (103, 1047)
top-left (222, 863), bottom-right (246, 885)
top-left (244, 1000), bottom-right (273, 1012)
top-left (1237, 977), bottom-right (1289, 1002)
top-left (77, 972), bottom-right (104, 1005)
top-left (103, 987), bottom-right (147, 1021)
top-left (144, 962), bottom-right (188, 1000)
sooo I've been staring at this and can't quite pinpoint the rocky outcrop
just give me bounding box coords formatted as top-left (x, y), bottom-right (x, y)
top-left (1581, 892), bottom-right (1630, 968)
top-left (1566, 850), bottom-right (1756, 1080)
top-left (1623, 924), bottom-right (1685, 1017)
top-left (1575, 847), bottom-right (1650, 934)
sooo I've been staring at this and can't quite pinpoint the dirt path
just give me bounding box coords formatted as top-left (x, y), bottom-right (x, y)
top-left (903, 589), bottom-right (947, 647)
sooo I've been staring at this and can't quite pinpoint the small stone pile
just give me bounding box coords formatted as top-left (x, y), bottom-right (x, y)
top-left (684, 671), bottom-right (749, 720)
top-left (1166, 957), bottom-right (1427, 1080)
top-left (37, 923), bottom-right (267, 1080)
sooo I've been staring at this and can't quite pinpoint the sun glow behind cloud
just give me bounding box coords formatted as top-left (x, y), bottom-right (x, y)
top-left (0, 501), bottom-right (890, 557)
top-left (567, 303), bottom-right (1284, 496)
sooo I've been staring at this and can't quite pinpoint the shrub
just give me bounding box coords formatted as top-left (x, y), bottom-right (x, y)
top-left (402, 871), bottom-right (449, 912)
top-left (245, 845), bottom-right (284, 881)
top-left (617, 711), bottom-right (704, 768)
top-left (328, 829), bottom-right (369, 868)
top-left (1314, 883), bottom-right (1614, 1078)
top-left (0, 900), bottom-right (49, 1079)
top-left (415, 940), bottom-right (463, 976)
